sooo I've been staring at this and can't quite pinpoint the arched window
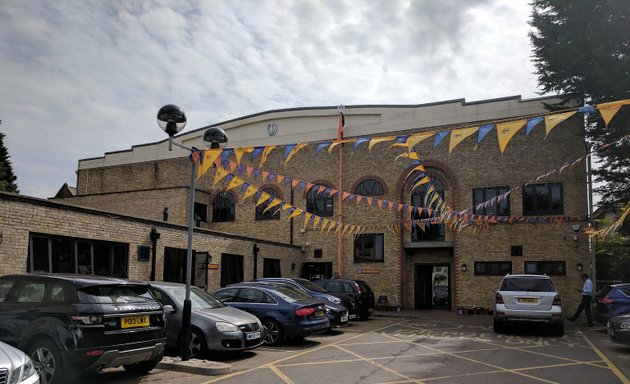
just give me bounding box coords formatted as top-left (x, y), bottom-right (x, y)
top-left (306, 186), bottom-right (334, 217)
top-left (255, 188), bottom-right (280, 220)
top-left (410, 176), bottom-right (445, 241)
top-left (212, 192), bottom-right (235, 222)
top-left (354, 179), bottom-right (384, 196)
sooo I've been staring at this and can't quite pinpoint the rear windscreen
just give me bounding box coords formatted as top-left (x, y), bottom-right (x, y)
top-left (357, 281), bottom-right (372, 293)
top-left (79, 284), bottom-right (152, 303)
top-left (501, 278), bottom-right (555, 292)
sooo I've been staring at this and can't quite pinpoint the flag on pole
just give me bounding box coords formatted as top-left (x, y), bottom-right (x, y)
top-left (337, 112), bottom-right (345, 141)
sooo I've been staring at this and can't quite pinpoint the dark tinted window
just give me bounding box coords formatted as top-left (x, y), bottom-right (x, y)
top-left (474, 262), bottom-right (512, 276)
top-left (595, 285), bottom-right (614, 297)
top-left (0, 279), bottom-right (16, 302)
top-left (212, 192), bottom-right (235, 222)
top-left (237, 288), bottom-right (274, 303)
top-left (523, 182), bottom-right (563, 215)
top-left (79, 285), bottom-right (151, 304)
top-left (306, 187), bottom-right (334, 217)
top-left (524, 261), bottom-right (566, 276)
top-left (619, 286), bottom-right (630, 296)
top-left (472, 186), bottom-right (510, 215)
top-left (15, 281), bottom-right (46, 303)
top-left (501, 278), bottom-right (556, 292)
top-left (355, 179), bottom-right (384, 196)
top-left (354, 234), bottom-right (384, 262)
top-left (255, 188), bottom-right (281, 220)
top-left (356, 281), bottom-right (372, 293)
top-left (214, 288), bottom-right (238, 301)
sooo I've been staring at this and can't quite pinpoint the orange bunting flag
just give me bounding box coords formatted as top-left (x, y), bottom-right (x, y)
top-left (317, 185), bottom-right (326, 194)
top-left (276, 175), bottom-right (285, 184)
top-left (225, 176), bottom-right (244, 192)
top-left (260, 146), bottom-right (275, 168)
top-left (246, 165), bottom-right (254, 178)
top-left (368, 136), bottom-right (396, 151)
top-left (282, 202), bottom-right (294, 210)
top-left (212, 167), bottom-right (230, 187)
top-left (497, 120), bottom-right (526, 154)
top-left (255, 191), bottom-right (271, 207)
top-left (544, 111), bottom-right (576, 137)
top-left (598, 99), bottom-right (630, 127)
top-left (284, 143), bottom-right (308, 167)
top-left (291, 179), bottom-right (300, 189)
top-left (196, 149), bottom-right (222, 179)
top-left (228, 160), bottom-right (238, 172)
top-left (242, 185), bottom-right (258, 200)
top-left (342, 192), bottom-right (351, 201)
top-left (261, 170), bottom-right (270, 182)
top-left (449, 126), bottom-right (479, 154)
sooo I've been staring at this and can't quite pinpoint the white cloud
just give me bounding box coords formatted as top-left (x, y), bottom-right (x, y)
top-left (0, 0), bottom-right (544, 198)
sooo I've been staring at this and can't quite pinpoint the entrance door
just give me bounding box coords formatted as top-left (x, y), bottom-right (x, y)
top-left (414, 264), bottom-right (451, 310)
top-left (301, 262), bottom-right (332, 280)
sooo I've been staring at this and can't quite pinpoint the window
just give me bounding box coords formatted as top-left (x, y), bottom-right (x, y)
top-left (524, 261), bottom-right (566, 276)
top-left (263, 258), bottom-right (281, 277)
top-left (354, 234), bottom-right (384, 262)
top-left (411, 176), bottom-right (445, 241)
top-left (523, 182), bottom-right (563, 215)
top-left (29, 234), bottom-right (128, 278)
top-left (472, 186), bottom-right (510, 215)
top-left (194, 202), bottom-right (207, 223)
top-left (256, 188), bottom-right (280, 220)
top-left (355, 179), bottom-right (384, 196)
top-left (212, 192), bottom-right (235, 222)
top-left (220, 254), bottom-right (244, 287)
top-left (306, 186), bottom-right (334, 217)
top-left (474, 261), bottom-right (512, 276)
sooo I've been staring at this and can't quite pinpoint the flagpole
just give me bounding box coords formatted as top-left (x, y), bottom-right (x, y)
top-left (337, 105), bottom-right (345, 277)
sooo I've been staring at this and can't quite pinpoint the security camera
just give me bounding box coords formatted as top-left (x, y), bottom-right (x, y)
top-left (572, 224), bottom-right (580, 232)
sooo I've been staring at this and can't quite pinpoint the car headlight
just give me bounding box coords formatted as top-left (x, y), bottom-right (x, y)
top-left (216, 321), bottom-right (239, 332)
top-left (619, 321), bottom-right (630, 329)
top-left (10, 356), bottom-right (37, 384)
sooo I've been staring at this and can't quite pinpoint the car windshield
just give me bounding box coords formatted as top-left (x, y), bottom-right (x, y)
top-left (80, 284), bottom-right (152, 303)
top-left (272, 286), bottom-right (312, 302)
top-left (595, 285), bottom-right (614, 297)
top-left (295, 278), bottom-right (327, 293)
top-left (501, 278), bottom-right (555, 292)
top-left (165, 286), bottom-right (225, 309)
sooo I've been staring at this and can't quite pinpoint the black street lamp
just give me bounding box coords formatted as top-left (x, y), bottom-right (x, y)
top-left (157, 105), bottom-right (227, 361)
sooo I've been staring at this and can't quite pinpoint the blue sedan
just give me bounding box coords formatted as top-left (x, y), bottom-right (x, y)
top-left (594, 283), bottom-right (630, 324)
top-left (214, 284), bottom-right (329, 345)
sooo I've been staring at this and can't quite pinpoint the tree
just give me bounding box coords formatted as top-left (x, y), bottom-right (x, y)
top-left (0, 126), bottom-right (19, 193)
top-left (529, 0), bottom-right (630, 208)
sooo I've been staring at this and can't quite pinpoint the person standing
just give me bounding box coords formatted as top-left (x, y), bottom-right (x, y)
top-left (567, 273), bottom-right (594, 326)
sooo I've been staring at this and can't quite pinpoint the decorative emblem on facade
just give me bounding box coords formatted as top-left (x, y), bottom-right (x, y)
top-left (266, 121), bottom-right (278, 136)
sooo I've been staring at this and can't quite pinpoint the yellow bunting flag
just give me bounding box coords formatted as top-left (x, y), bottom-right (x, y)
top-left (368, 136), bottom-right (396, 151)
top-left (255, 191), bottom-right (271, 207)
top-left (449, 126), bottom-right (479, 154)
top-left (303, 212), bottom-right (312, 228)
top-left (328, 139), bottom-right (354, 153)
top-left (288, 208), bottom-right (303, 220)
top-left (284, 143), bottom-right (308, 167)
top-left (196, 149), bottom-right (222, 179)
top-left (259, 146), bottom-right (275, 168)
top-left (395, 150), bottom-right (421, 162)
top-left (312, 216), bottom-right (322, 230)
top-left (545, 111), bottom-right (576, 137)
top-left (212, 167), bottom-right (230, 187)
top-left (405, 131), bottom-right (435, 151)
top-left (225, 176), bottom-right (244, 192)
top-left (598, 99), bottom-right (630, 127)
top-left (262, 198), bottom-right (282, 214)
top-left (412, 176), bottom-right (431, 191)
top-left (497, 120), bottom-right (526, 154)
top-left (282, 202), bottom-right (293, 210)
top-left (320, 219), bottom-right (329, 232)
top-left (233, 147), bottom-right (252, 165)
top-left (242, 185), bottom-right (258, 200)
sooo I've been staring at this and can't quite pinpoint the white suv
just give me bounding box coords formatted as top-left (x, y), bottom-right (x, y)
top-left (494, 274), bottom-right (563, 336)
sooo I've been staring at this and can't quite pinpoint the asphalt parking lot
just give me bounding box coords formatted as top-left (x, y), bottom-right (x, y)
top-left (93, 311), bottom-right (630, 384)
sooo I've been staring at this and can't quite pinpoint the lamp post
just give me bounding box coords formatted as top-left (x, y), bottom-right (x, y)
top-left (157, 105), bottom-right (227, 361)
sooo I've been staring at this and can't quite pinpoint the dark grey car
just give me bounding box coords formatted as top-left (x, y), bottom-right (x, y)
top-left (148, 282), bottom-right (263, 358)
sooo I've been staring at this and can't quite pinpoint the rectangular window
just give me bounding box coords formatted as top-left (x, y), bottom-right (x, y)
top-left (523, 182), bottom-right (563, 215)
top-left (472, 186), bottom-right (510, 215)
top-left (354, 234), bottom-right (384, 263)
top-left (263, 258), bottom-right (282, 277)
top-left (474, 261), bottom-right (512, 276)
top-left (194, 202), bottom-right (208, 223)
top-left (524, 261), bottom-right (566, 276)
top-left (220, 254), bottom-right (244, 287)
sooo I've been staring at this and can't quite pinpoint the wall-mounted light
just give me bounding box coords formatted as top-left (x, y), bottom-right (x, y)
top-left (291, 262), bottom-right (296, 271)
top-left (576, 263), bottom-right (583, 272)
top-left (461, 264), bottom-right (468, 272)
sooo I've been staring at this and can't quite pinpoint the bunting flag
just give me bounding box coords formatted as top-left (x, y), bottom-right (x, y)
top-left (262, 198), bottom-right (282, 214)
top-left (405, 132), bottom-right (435, 151)
top-left (525, 116), bottom-right (544, 136)
top-left (412, 176), bottom-right (431, 191)
top-left (597, 99), bottom-right (630, 126)
top-left (477, 124), bottom-right (495, 145)
top-left (317, 142), bottom-right (331, 153)
top-left (242, 185), bottom-right (258, 200)
top-left (368, 136), bottom-right (396, 151)
top-left (288, 207), bottom-right (303, 220)
top-left (212, 167), bottom-right (230, 187)
top-left (225, 176), bottom-right (244, 192)
top-left (233, 147), bottom-right (253, 165)
top-left (196, 148), bottom-right (222, 179)
top-left (255, 191), bottom-right (271, 207)
top-left (284, 143), bottom-right (307, 166)
top-left (354, 137), bottom-right (370, 150)
top-left (497, 120), bottom-right (526, 154)
top-left (545, 111), bottom-right (576, 137)
top-left (433, 130), bottom-right (451, 148)
top-left (260, 146), bottom-right (275, 168)
top-left (448, 126), bottom-right (478, 153)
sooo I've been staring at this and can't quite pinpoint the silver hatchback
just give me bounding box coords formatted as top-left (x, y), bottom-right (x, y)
top-left (494, 274), bottom-right (563, 336)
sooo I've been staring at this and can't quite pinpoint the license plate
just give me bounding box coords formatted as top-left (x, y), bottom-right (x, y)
top-left (315, 310), bottom-right (325, 317)
top-left (341, 314), bottom-right (348, 322)
top-left (518, 298), bottom-right (539, 303)
top-left (349, 314), bottom-right (356, 319)
top-left (121, 315), bottom-right (149, 328)
top-left (246, 331), bottom-right (261, 340)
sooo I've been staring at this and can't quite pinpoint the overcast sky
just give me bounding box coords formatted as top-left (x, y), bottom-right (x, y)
top-left (0, 0), bottom-right (544, 198)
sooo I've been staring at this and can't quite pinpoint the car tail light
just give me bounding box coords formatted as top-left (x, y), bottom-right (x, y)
top-left (354, 283), bottom-right (363, 294)
top-left (495, 293), bottom-right (504, 304)
top-left (295, 307), bottom-right (315, 316)
top-left (71, 315), bottom-right (103, 325)
top-left (553, 294), bottom-right (561, 306)
top-left (85, 349), bottom-right (104, 357)
top-left (599, 297), bottom-right (615, 304)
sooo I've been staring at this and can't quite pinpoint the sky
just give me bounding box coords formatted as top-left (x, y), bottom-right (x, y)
top-left (0, 0), bottom-right (544, 199)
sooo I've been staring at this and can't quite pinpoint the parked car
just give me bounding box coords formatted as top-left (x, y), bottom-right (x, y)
top-left (493, 274), bottom-right (564, 336)
top-left (0, 340), bottom-right (39, 384)
top-left (255, 278), bottom-right (353, 325)
top-left (214, 284), bottom-right (329, 345)
top-left (0, 274), bottom-right (166, 384)
top-left (313, 279), bottom-right (375, 320)
top-left (594, 283), bottom-right (630, 324)
top-left (146, 281), bottom-right (263, 357)
top-left (607, 313), bottom-right (630, 346)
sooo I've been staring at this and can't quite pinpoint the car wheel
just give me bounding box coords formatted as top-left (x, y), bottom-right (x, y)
top-left (552, 321), bottom-right (564, 337)
top-left (123, 359), bottom-right (159, 374)
top-left (29, 339), bottom-right (63, 384)
top-left (262, 319), bottom-right (283, 345)
top-left (359, 311), bottom-right (371, 320)
top-left (190, 329), bottom-right (208, 358)
top-left (493, 318), bottom-right (504, 333)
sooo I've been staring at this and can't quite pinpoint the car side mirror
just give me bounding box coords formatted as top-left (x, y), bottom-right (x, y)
top-left (162, 304), bottom-right (175, 314)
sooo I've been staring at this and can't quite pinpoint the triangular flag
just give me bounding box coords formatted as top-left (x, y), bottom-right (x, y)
top-left (448, 126), bottom-right (478, 153)
top-left (225, 176), bottom-right (244, 192)
top-left (242, 185), bottom-right (258, 200)
top-left (288, 208), bottom-right (303, 220)
top-left (255, 191), bottom-right (271, 207)
top-left (525, 116), bottom-right (544, 136)
top-left (598, 99), bottom-right (630, 127)
top-left (433, 130), bottom-right (450, 148)
top-left (262, 198), bottom-right (282, 214)
top-left (405, 132), bottom-right (435, 151)
top-left (477, 124), bottom-right (495, 145)
top-left (233, 147), bottom-right (253, 165)
top-left (284, 143), bottom-right (307, 166)
top-left (496, 120), bottom-right (526, 154)
top-left (545, 111), bottom-right (576, 137)
top-left (368, 136), bottom-right (396, 151)
top-left (196, 149), bottom-right (222, 179)
top-left (260, 146), bottom-right (275, 168)
top-left (212, 167), bottom-right (230, 187)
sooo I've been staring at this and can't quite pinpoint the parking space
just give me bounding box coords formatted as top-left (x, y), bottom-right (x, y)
top-left (94, 312), bottom-right (630, 384)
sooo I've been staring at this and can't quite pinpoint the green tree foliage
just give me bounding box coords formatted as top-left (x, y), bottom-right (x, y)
top-left (529, 0), bottom-right (630, 207)
top-left (595, 235), bottom-right (630, 283)
top-left (0, 130), bottom-right (19, 193)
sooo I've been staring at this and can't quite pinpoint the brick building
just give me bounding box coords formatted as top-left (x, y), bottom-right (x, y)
top-left (4, 95), bottom-right (592, 312)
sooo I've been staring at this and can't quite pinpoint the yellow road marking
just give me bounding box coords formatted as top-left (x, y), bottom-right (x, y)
top-left (579, 331), bottom-right (629, 383)
top-left (268, 364), bottom-right (295, 384)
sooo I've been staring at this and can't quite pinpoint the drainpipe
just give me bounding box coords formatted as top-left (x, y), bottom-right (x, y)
top-left (149, 227), bottom-right (160, 281)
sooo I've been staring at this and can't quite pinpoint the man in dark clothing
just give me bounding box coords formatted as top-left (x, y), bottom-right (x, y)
top-left (567, 273), bottom-right (594, 326)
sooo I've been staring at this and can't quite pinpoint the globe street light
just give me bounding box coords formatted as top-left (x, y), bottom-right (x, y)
top-left (157, 104), bottom-right (227, 361)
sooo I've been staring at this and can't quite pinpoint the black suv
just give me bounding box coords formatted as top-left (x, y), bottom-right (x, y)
top-left (0, 274), bottom-right (167, 384)
top-left (313, 279), bottom-right (375, 320)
